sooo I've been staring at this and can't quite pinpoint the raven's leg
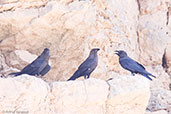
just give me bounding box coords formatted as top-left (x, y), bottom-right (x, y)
top-left (131, 72), bottom-right (135, 76)
top-left (87, 74), bottom-right (90, 79)
top-left (84, 76), bottom-right (87, 79)
top-left (36, 73), bottom-right (42, 78)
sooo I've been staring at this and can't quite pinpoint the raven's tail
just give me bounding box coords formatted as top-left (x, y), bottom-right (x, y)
top-left (8, 72), bottom-right (20, 76)
top-left (144, 70), bottom-right (156, 78)
top-left (67, 76), bottom-right (76, 81)
top-left (148, 73), bottom-right (156, 78)
top-left (67, 71), bottom-right (80, 81)
top-left (142, 74), bottom-right (153, 81)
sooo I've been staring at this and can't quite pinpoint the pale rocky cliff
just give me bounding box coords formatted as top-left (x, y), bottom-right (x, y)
top-left (0, 75), bottom-right (150, 114)
top-left (0, 0), bottom-right (170, 114)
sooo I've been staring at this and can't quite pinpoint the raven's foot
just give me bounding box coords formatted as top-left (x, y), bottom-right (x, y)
top-left (131, 73), bottom-right (135, 76)
top-left (84, 76), bottom-right (87, 79)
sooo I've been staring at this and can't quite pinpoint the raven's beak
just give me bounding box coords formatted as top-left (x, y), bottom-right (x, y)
top-left (97, 48), bottom-right (100, 51)
top-left (115, 50), bottom-right (119, 55)
top-left (94, 48), bottom-right (100, 52)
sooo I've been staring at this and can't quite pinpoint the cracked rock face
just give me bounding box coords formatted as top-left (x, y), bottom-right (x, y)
top-left (0, 75), bottom-right (50, 114)
top-left (0, 75), bottom-right (150, 114)
top-left (0, 0), bottom-right (170, 114)
top-left (137, 0), bottom-right (169, 66)
top-left (0, 0), bottom-right (170, 81)
top-left (0, 0), bottom-right (141, 81)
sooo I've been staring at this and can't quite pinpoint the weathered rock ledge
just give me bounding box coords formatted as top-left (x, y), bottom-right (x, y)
top-left (0, 74), bottom-right (150, 114)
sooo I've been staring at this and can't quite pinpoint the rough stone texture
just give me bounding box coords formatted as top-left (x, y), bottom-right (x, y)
top-left (164, 1), bottom-right (171, 75)
top-left (50, 78), bottom-right (109, 114)
top-left (0, 75), bottom-right (150, 114)
top-left (0, 0), bottom-right (170, 114)
top-left (0, 75), bottom-right (50, 114)
top-left (147, 66), bottom-right (171, 114)
top-left (0, 0), bottom-right (169, 81)
top-left (0, 0), bottom-right (140, 81)
top-left (149, 66), bottom-right (170, 90)
top-left (137, 0), bottom-right (169, 65)
top-left (164, 39), bottom-right (171, 75)
top-left (106, 75), bottom-right (150, 114)
top-left (146, 110), bottom-right (168, 114)
top-left (147, 88), bottom-right (171, 113)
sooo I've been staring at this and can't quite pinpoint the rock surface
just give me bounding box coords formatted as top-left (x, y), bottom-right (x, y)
top-left (106, 75), bottom-right (150, 114)
top-left (0, 0), bottom-right (168, 81)
top-left (0, 0), bottom-right (170, 114)
top-left (147, 88), bottom-right (171, 112)
top-left (146, 110), bottom-right (168, 114)
top-left (147, 66), bottom-right (171, 114)
top-left (0, 75), bottom-right (150, 114)
top-left (0, 0), bottom-right (169, 80)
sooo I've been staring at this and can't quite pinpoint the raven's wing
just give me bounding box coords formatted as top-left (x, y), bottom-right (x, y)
top-left (40, 64), bottom-right (51, 76)
top-left (78, 58), bottom-right (96, 73)
top-left (77, 57), bottom-right (98, 77)
top-left (120, 57), bottom-right (145, 73)
top-left (135, 61), bottom-right (145, 70)
top-left (120, 58), bottom-right (154, 80)
top-left (20, 56), bottom-right (47, 76)
top-left (67, 58), bottom-right (96, 81)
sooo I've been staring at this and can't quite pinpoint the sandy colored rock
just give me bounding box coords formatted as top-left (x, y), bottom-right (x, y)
top-left (164, 41), bottom-right (171, 75)
top-left (50, 78), bottom-right (109, 114)
top-left (0, 0), bottom-right (170, 113)
top-left (0, 0), bottom-right (140, 81)
top-left (145, 110), bottom-right (168, 114)
top-left (0, 75), bottom-right (50, 114)
top-left (106, 74), bottom-right (150, 114)
top-left (147, 88), bottom-right (171, 112)
top-left (137, 0), bottom-right (169, 65)
top-left (148, 66), bottom-right (170, 90)
top-left (0, 74), bottom-right (150, 114)
top-left (0, 0), bottom-right (169, 82)
top-left (144, 66), bottom-right (171, 114)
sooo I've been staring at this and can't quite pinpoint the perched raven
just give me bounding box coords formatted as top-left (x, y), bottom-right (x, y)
top-left (115, 50), bottom-right (156, 81)
top-left (67, 48), bottom-right (100, 81)
top-left (9, 48), bottom-right (51, 77)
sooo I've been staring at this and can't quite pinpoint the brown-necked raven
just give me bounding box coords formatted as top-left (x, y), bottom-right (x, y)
top-left (67, 48), bottom-right (100, 81)
top-left (8, 48), bottom-right (50, 77)
top-left (115, 50), bottom-right (156, 81)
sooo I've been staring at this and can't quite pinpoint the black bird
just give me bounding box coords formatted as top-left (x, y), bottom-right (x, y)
top-left (8, 48), bottom-right (51, 77)
top-left (115, 50), bottom-right (156, 81)
top-left (67, 48), bottom-right (100, 81)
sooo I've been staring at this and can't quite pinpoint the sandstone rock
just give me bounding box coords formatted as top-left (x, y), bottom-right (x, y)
top-left (106, 74), bottom-right (150, 114)
top-left (146, 66), bottom-right (171, 114)
top-left (163, 41), bottom-right (171, 75)
top-left (0, 0), bottom-right (140, 81)
top-left (50, 78), bottom-right (109, 114)
top-left (0, 0), bottom-right (169, 81)
top-left (146, 110), bottom-right (168, 114)
top-left (147, 88), bottom-right (171, 112)
top-left (148, 66), bottom-right (170, 90)
top-left (137, 0), bottom-right (169, 65)
top-left (0, 74), bottom-right (150, 114)
top-left (0, 52), bottom-right (10, 75)
top-left (0, 0), bottom-right (170, 113)
top-left (0, 75), bottom-right (50, 114)
top-left (163, 3), bottom-right (171, 75)
top-left (14, 50), bottom-right (37, 63)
